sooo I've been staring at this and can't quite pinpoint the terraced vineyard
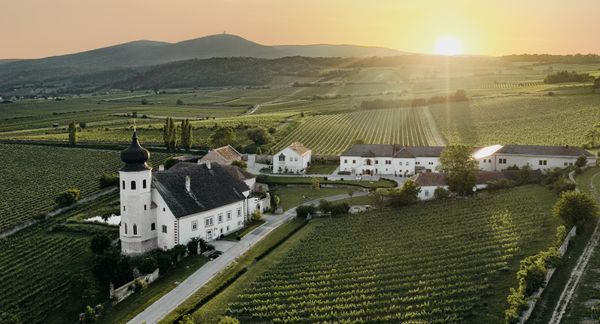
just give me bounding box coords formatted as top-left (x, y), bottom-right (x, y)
top-left (273, 107), bottom-right (446, 155)
top-left (222, 186), bottom-right (560, 323)
top-left (0, 144), bottom-right (171, 231)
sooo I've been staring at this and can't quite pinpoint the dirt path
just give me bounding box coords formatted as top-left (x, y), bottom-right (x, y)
top-left (548, 171), bottom-right (600, 324)
top-left (422, 106), bottom-right (446, 146)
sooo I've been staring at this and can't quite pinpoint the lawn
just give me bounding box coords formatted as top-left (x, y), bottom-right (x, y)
top-left (271, 186), bottom-right (361, 210)
top-left (306, 162), bottom-right (338, 175)
top-left (183, 185), bottom-right (562, 323)
top-left (257, 174), bottom-right (396, 189)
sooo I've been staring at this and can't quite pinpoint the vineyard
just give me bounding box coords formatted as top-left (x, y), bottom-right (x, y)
top-left (272, 107), bottom-right (446, 155)
top-left (219, 186), bottom-right (560, 323)
top-left (0, 144), bottom-right (171, 231)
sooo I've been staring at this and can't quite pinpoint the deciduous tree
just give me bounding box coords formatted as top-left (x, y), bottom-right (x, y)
top-left (438, 145), bottom-right (478, 196)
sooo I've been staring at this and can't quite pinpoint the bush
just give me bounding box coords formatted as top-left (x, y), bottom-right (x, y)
top-left (433, 187), bottom-right (450, 200)
top-left (296, 205), bottom-right (317, 218)
top-left (131, 278), bottom-right (147, 294)
top-left (553, 191), bottom-right (598, 230)
top-left (55, 188), bottom-right (81, 207)
top-left (231, 160), bottom-right (247, 169)
top-left (251, 209), bottom-right (263, 222)
top-left (99, 174), bottom-right (119, 188)
top-left (486, 179), bottom-right (516, 191)
top-left (552, 178), bottom-right (577, 195)
top-left (131, 256), bottom-right (158, 274)
top-left (90, 234), bottom-right (111, 254)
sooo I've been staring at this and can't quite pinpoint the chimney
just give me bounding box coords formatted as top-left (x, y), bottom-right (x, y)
top-left (185, 176), bottom-right (191, 192)
top-left (206, 161), bottom-right (211, 170)
top-left (159, 165), bottom-right (165, 171)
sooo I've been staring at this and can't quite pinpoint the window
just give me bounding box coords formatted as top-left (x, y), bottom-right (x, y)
top-left (131, 180), bottom-right (136, 190)
top-left (425, 190), bottom-right (429, 197)
top-left (278, 154), bottom-right (285, 161)
top-left (144, 204), bottom-right (147, 210)
top-left (352, 160), bottom-right (356, 164)
top-left (227, 211), bottom-right (232, 221)
top-left (399, 161), bottom-right (403, 166)
top-left (365, 159), bottom-right (372, 166)
top-left (124, 222), bottom-right (128, 234)
top-left (238, 221), bottom-right (242, 226)
top-left (385, 160), bottom-right (391, 165)
top-left (162, 207), bottom-right (166, 212)
top-left (539, 160), bottom-right (547, 166)
top-left (499, 158), bottom-right (507, 164)
top-left (162, 225), bottom-right (167, 233)
top-left (151, 223), bottom-right (156, 231)
top-left (428, 162), bottom-right (434, 165)
top-left (123, 206), bottom-right (126, 212)
top-left (122, 181), bottom-right (125, 190)
top-left (289, 157), bottom-right (293, 162)
top-left (564, 162), bottom-right (568, 166)
top-left (294, 157), bottom-right (298, 162)
top-left (192, 220), bottom-right (198, 231)
top-left (375, 160), bottom-right (379, 164)
top-left (237, 208), bottom-right (242, 217)
top-left (220, 228), bottom-right (223, 234)
top-left (218, 213), bottom-right (223, 223)
top-left (226, 225), bottom-right (230, 231)
top-left (344, 159), bottom-right (347, 163)
top-left (416, 161), bottom-right (420, 165)
top-left (205, 217), bottom-right (213, 227)
top-left (143, 179), bottom-right (147, 189)
top-left (133, 224), bottom-right (137, 235)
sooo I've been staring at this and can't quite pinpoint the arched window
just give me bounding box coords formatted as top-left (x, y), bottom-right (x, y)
top-left (365, 159), bottom-right (372, 166)
top-left (144, 204), bottom-right (147, 210)
top-left (131, 180), bottom-right (136, 190)
top-left (133, 224), bottom-right (137, 235)
top-left (124, 222), bottom-right (128, 234)
top-left (151, 223), bottom-right (156, 231)
top-left (143, 179), bottom-right (147, 189)
top-left (122, 181), bottom-right (125, 190)
top-left (278, 153), bottom-right (286, 161)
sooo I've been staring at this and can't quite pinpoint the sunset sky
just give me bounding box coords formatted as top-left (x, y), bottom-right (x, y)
top-left (2, 0), bottom-right (600, 59)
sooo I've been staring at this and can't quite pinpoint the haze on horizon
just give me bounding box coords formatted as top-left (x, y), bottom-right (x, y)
top-left (2, 0), bottom-right (600, 59)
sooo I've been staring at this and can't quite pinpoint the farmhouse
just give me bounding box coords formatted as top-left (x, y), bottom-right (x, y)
top-left (339, 144), bottom-right (594, 176)
top-left (272, 142), bottom-right (312, 174)
top-left (199, 145), bottom-right (242, 165)
top-left (413, 171), bottom-right (507, 200)
top-left (119, 132), bottom-right (268, 255)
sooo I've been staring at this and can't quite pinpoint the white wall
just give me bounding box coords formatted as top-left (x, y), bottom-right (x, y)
top-left (418, 185), bottom-right (447, 200)
top-left (176, 200), bottom-right (245, 248)
top-left (339, 156), bottom-right (439, 176)
top-left (273, 147), bottom-right (311, 174)
top-left (494, 154), bottom-right (586, 171)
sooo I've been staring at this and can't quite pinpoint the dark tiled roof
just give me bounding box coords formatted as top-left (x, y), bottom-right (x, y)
top-left (120, 132), bottom-right (151, 172)
top-left (341, 144), bottom-right (445, 158)
top-left (497, 145), bottom-right (593, 157)
top-left (220, 164), bottom-right (255, 181)
top-left (153, 162), bottom-right (250, 218)
top-left (393, 148), bottom-right (415, 158)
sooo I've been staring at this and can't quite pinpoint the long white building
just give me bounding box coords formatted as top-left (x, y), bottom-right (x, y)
top-left (339, 144), bottom-right (594, 176)
top-left (119, 132), bottom-right (267, 255)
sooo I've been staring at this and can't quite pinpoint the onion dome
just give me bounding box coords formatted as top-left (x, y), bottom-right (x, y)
top-left (120, 132), bottom-right (150, 171)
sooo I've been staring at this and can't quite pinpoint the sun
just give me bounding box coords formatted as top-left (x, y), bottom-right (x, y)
top-left (434, 37), bottom-right (463, 56)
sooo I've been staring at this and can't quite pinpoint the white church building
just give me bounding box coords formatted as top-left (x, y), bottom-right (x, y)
top-left (339, 144), bottom-right (594, 176)
top-left (119, 132), bottom-right (268, 255)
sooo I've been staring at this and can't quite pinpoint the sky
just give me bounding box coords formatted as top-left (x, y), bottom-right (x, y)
top-left (2, 0), bottom-right (600, 59)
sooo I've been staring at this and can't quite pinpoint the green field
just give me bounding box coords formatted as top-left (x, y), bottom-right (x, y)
top-left (0, 144), bottom-right (171, 231)
top-left (187, 185), bottom-right (561, 323)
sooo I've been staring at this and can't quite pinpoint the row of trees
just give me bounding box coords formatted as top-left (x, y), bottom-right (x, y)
top-left (210, 126), bottom-right (273, 148)
top-left (162, 118), bottom-right (193, 151)
top-left (543, 70), bottom-right (594, 84)
top-left (359, 90), bottom-right (468, 110)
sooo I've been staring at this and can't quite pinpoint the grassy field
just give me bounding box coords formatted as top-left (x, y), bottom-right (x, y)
top-left (184, 185), bottom-right (561, 323)
top-left (0, 144), bottom-right (171, 231)
top-left (271, 187), bottom-right (361, 210)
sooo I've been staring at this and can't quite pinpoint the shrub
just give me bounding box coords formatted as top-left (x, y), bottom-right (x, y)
top-left (552, 178), bottom-right (577, 195)
top-left (131, 256), bottom-right (158, 274)
top-left (90, 234), bottom-right (111, 254)
top-left (433, 187), bottom-right (450, 200)
top-left (553, 191), bottom-right (598, 230)
top-left (99, 174), bottom-right (119, 188)
top-left (231, 160), bottom-right (247, 169)
top-left (486, 179), bottom-right (516, 191)
top-left (55, 188), bottom-right (81, 207)
top-left (575, 155), bottom-right (588, 168)
top-left (131, 278), bottom-right (147, 294)
top-left (251, 209), bottom-right (263, 222)
top-left (296, 205), bottom-right (317, 218)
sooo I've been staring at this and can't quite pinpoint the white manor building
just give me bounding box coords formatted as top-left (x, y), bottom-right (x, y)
top-left (339, 144), bottom-right (595, 176)
top-left (119, 132), bottom-right (268, 255)
top-left (272, 142), bottom-right (312, 174)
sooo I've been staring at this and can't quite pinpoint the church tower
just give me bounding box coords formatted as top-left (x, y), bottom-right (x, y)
top-left (119, 132), bottom-right (157, 255)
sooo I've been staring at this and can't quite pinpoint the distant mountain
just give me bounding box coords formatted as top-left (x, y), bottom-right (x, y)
top-left (0, 34), bottom-right (407, 95)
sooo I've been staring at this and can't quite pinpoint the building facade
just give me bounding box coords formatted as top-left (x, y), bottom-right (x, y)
top-left (119, 132), bottom-right (264, 256)
top-left (272, 142), bottom-right (312, 174)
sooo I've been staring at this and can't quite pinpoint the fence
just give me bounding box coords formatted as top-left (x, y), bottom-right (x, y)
top-left (110, 268), bottom-right (160, 304)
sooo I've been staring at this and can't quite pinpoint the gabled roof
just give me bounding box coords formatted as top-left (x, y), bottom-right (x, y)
top-left (496, 145), bottom-right (593, 157)
top-left (341, 144), bottom-right (445, 158)
top-left (153, 162), bottom-right (250, 218)
top-left (287, 142), bottom-right (311, 156)
top-left (220, 164), bottom-right (255, 181)
top-left (200, 145), bottom-right (242, 164)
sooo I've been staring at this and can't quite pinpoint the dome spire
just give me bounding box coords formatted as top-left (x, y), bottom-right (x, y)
top-left (120, 131), bottom-right (150, 171)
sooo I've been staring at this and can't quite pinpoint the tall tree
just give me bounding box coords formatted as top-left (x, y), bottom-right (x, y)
top-left (210, 127), bottom-right (236, 147)
top-left (438, 145), bottom-right (478, 196)
top-left (68, 121), bottom-right (77, 146)
top-left (180, 119), bottom-right (192, 151)
top-left (247, 127), bottom-right (272, 145)
top-left (553, 191), bottom-right (597, 230)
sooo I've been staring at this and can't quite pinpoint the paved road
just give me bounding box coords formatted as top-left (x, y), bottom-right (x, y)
top-left (127, 192), bottom-right (366, 324)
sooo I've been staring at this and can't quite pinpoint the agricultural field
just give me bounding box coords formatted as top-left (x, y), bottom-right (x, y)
top-left (0, 144), bottom-right (171, 231)
top-left (272, 107), bottom-right (446, 155)
top-left (0, 194), bottom-right (119, 324)
top-left (189, 185), bottom-right (561, 323)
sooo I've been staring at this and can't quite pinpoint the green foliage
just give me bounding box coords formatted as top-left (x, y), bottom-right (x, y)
top-left (360, 90), bottom-right (468, 110)
top-left (68, 121), bottom-right (77, 146)
top-left (552, 191), bottom-right (597, 230)
top-left (83, 305), bottom-right (97, 323)
top-left (218, 316), bottom-right (240, 324)
top-left (55, 188), bottom-right (81, 207)
top-left (434, 186), bottom-right (450, 200)
top-left (251, 209), bottom-right (263, 222)
top-left (131, 278), bottom-right (148, 294)
top-left (69, 273), bottom-right (97, 306)
top-left (231, 159), bottom-right (247, 169)
top-left (487, 179), bottom-right (517, 192)
top-left (176, 99), bottom-right (184, 105)
top-left (0, 312), bottom-right (21, 324)
top-left (180, 119), bottom-right (193, 151)
top-left (544, 70), bottom-right (593, 84)
top-left (211, 127), bottom-right (236, 148)
top-left (163, 117), bottom-right (178, 151)
top-left (296, 205), bottom-right (317, 218)
top-left (90, 234), bottom-right (111, 254)
top-left (187, 237), bottom-right (209, 255)
top-left (311, 178), bottom-right (320, 190)
top-left (92, 247), bottom-right (133, 287)
top-left (439, 145), bottom-right (478, 195)
top-left (575, 155), bottom-right (587, 168)
top-left (99, 173), bottom-right (119, 188)
top-left (389, 179), bottom-right (421, 207)
top-left (247, 127), bottom-right (272, 145)
top-left (131, 256), bottom-right (158, 274)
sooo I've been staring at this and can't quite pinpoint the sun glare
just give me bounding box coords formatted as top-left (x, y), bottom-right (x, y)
top-left (434, 37), bottom-right (463, 56)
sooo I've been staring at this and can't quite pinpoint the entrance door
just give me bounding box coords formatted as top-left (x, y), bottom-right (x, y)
top-left (206, 229), bottom-right (213, 240)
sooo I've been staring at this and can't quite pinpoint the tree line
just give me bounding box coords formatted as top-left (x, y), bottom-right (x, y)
top-left (543, 70), bottom-right (594, 84)
top-left (359, 90), bottom-right (468, 110)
